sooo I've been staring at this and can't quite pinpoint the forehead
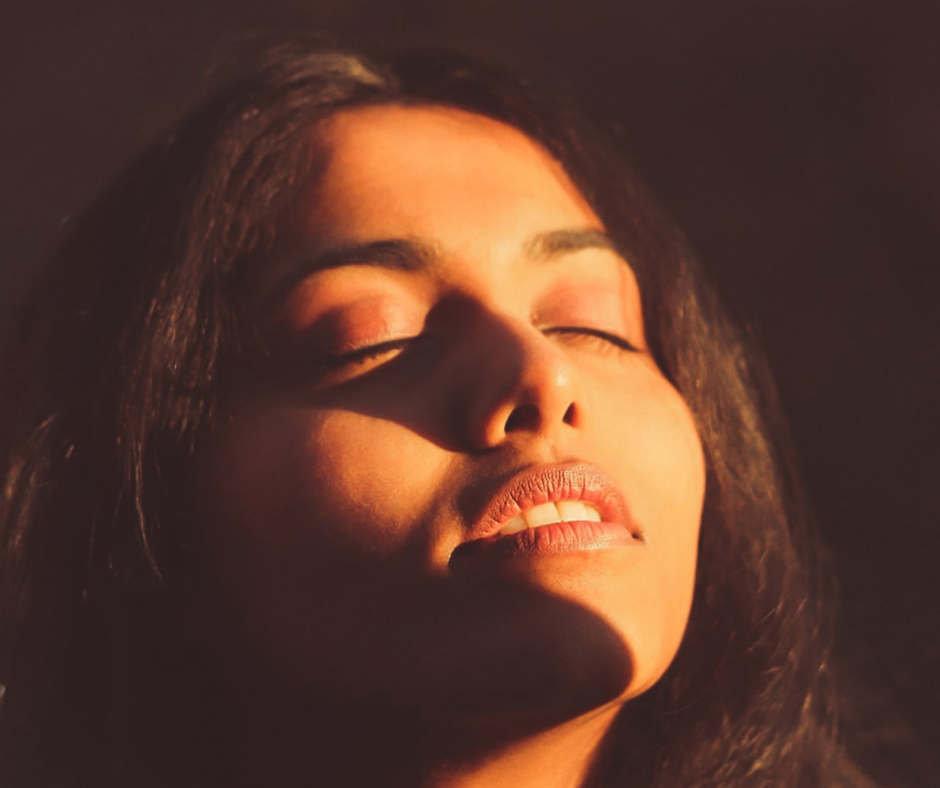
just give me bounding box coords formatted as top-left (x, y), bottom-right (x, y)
top-left (280, 104), bottom-right (602, 256)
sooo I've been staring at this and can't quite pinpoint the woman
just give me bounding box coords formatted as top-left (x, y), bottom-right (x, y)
top-left (0, 39), bottom-right (867, 787)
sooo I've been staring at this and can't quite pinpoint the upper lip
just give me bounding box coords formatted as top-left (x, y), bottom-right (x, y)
top-left (463, 461), bottom-right (637, 542)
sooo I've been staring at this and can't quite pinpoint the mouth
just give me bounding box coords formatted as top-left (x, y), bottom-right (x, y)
top-left (449, 462), bottom-right (641, 564)
top-left (497, 499), bottom-right (604, 535)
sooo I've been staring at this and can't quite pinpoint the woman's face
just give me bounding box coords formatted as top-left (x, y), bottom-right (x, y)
top-left (199, 105), bottom-right (705, 726)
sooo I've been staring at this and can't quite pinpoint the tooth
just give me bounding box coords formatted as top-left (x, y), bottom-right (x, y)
top-left (523, 502), bottom-right (562, 528)
top-left (556, 500), bottom-right (589, 522)
top-left (583, 505), bottom-right (602, 522)
top-left (499, 515), bottom-right (527, 535)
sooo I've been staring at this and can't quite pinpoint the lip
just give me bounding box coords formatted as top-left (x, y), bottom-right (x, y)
top-left (449, 462), bottom-right (640, 563)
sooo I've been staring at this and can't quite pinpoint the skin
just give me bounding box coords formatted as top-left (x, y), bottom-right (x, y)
top-left (198, 105), bottom-right (706, 787)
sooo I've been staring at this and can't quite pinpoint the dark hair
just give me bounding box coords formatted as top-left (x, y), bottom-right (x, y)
top-left (0, 37), bottom-right (859, 787)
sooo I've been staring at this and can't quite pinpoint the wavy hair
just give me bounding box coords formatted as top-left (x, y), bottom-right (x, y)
top-left (0, 38), bottom-right (854, 787)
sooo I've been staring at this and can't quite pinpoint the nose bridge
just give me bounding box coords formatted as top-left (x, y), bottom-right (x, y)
top-left (455, 308), bottom-right (582, 449)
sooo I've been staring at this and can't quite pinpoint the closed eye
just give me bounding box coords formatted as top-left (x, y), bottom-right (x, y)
top-left (543, 326), bottom-right (640, 353)
top-left (321, 337), bottom-right (418, 369)
top-left (262, 336), bottom-right (420, 386)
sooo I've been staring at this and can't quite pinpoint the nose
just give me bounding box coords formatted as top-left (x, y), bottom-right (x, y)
top-left (453, 314), bottom-right (584, 450)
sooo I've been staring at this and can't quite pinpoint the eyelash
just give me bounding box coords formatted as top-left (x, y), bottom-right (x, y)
top-left (322, 327), bottom-right (638, 369)
top-left (543, 326), bottom-right (640, 353)
top-left (321, 338), bottom-right (416, 369)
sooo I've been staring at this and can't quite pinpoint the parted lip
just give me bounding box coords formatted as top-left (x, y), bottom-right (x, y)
top-left (463, 461), bottom-right (639, 543)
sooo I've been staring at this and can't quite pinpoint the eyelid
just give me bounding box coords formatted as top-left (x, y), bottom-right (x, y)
top-left (322, 336), bottom-right (417, 367)
top-left (542, 326), bottom-right (641, 353)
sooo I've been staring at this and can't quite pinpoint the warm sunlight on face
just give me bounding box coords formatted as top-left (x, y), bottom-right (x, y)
top-left (198, 105), bottom-right (706, 729)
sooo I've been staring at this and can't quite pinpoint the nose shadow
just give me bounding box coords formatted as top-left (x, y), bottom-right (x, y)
top-left (281, 356), bottom-right (523, 455)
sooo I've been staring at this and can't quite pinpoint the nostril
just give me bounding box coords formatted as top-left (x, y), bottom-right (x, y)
top-left (504, 403), bottom-right (540, 433)
top-left (502, 401), bottom-right (578, 434)
top-left (563, 403), bottom-right (576, 425)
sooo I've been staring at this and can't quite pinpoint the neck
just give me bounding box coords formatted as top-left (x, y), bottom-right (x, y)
top-left (230, 693), bottom-right (623, 788)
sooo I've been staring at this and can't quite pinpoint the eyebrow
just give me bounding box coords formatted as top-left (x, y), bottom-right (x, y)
top-left (523, 227), bottom-right (616, 261)
top-left (261, 238), bottom-right (435, 318)
top-left (261, 227), bottom-right (617, 318)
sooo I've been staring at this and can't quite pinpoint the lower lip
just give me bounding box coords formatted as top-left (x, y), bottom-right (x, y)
top-left (450, 520), bottom-right (638, 564)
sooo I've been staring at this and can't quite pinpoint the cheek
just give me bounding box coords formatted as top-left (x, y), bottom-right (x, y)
top-left (197, 403), bottom-right (451, 683)
top-left (584, 364), bottom-right (705, 689)
top-left (203, 404), bottom-right (445, 555)
top-left (290, 409), bottom-right (455, 556)
top-left (626, 372), bottom-right (704, 583)
top-left (590, 361), bottom-right (705, 541)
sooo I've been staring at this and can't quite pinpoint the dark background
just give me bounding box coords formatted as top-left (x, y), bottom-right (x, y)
top-left (2, 0), bottom-right (938, 773)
